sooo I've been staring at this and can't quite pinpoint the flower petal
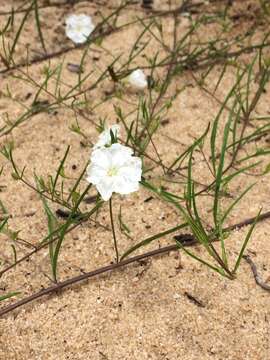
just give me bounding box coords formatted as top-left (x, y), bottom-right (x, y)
top-left (86, 142), bottom-right (142, 201)
top-left (86, 164), bottom-right (107, 184)
top-left (94, 124), bottom-right (121, 149)
top-left (129, 69), bottom-right (147, 90)
top-left (113, 176), bottom-right (140, 195)
top-left (96, 178), bottom-right (114, 201)
top-left (90, 147), bottom-right (112, 169)
top-left (110, 144), bottom-right (134, 167)
top-left (118, 161), bottom-right (142, 182)
top-left (65, 14), bottom-right (94, 44)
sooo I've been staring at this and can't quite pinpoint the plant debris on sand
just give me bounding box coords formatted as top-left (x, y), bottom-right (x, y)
top-left (0, 1), bottom-right (270, 359)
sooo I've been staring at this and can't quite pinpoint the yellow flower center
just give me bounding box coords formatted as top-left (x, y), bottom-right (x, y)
top-left (75, 24), bottom-right (83, 33)
top-left (107, 166), bottom-right (118, 177)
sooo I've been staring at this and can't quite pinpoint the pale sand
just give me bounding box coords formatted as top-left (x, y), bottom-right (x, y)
top-left (0, 1), bottom-right (269, 359)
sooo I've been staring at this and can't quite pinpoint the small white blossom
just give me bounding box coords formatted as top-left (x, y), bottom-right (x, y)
top-left (65, 14), bottom-right (94, 44)
top-left (86, 143), bottom-right (142, 201)
top-left (93, 124), bottom-right (120, 150)
top-left (128, 69), bottom-right (147, 90)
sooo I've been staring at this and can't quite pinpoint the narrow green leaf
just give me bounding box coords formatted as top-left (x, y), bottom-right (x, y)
top-left (8, 1), bottom-right (34, 64)
top-left (0, 291), bottom-right (20, 302)
top-left (121, 223), bottom-right (188, 261)
top-left (33, 0), bottom-right (46, 53)
top-left (233, 208), bottom-right (262, 273)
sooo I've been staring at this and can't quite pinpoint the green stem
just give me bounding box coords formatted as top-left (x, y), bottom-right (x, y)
top-left (109, 197), bottom-right (119, 263)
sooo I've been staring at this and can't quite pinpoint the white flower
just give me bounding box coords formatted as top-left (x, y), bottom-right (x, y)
top-left (86, 143), bottom-right (142, 201)
top-left (128, 69), bottom-right (148, 90)
top-left (93, 124), bottom-right (120, 150)
top-left (65, 14), bottom-right (94, 44)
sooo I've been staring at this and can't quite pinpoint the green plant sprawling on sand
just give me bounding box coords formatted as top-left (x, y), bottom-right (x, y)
top-left (0, 0), bottom-right (270, 314)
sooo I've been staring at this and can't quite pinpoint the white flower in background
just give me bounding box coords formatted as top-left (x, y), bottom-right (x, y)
top-left (128, 69), bottom-right (148, 90)
top-left (86, 143), bottom-right (142, 201)
top-left (65, 14), bottom-right (94, 44)
top-left (93, 124), bottom-right (120, 150)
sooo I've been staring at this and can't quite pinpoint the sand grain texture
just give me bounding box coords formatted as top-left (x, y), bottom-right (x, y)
top-left (0, 1), bottom-right (270, 359)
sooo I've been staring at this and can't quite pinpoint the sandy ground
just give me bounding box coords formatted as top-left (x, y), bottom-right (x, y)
top-left (0, 1), bottom-right (270, 359)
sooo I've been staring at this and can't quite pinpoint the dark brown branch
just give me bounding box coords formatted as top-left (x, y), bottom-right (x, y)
top-left (0, 1), bottom-right (208, 76)
top-left (1, 210), bottom-right (270, 317)
top-left (0, 213), bottom-right (90, 277)
top-left (0, 0), bottom-right (91, 16)
top-left (0, 244), bottom-right (178, 317)
top-left (243, 255), bottom-right (270, 291)
top-left (174, 210), bottom-right (270, 245)
top-left (0, 27), bottom-right (114, 75)
top-left (0, 0), bottom-right (203, 17)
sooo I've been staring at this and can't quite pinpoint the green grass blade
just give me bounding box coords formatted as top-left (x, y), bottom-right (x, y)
top-left (120, 223), bottom-right (188, 261)
top-left (175, 239), bottom-right (229, 278)
top-left (167, 124), bottom-right (209, 174)
top-left (33, 0), bottom-right (46, 53)
top-left (233, 208), bottom-right (262, 273)
top-left (0, 217), bottom-right (8, 232)
top-left (221, 183), bottom-right (255, 225)
top-left (8, 1), bottom-right (34, 64)
top-left (51, 146), bottom-right (70, 200)
top-left (0, 291), bottom-right (20, 302)
top-left (51, 184), bottom-right (95, 281)
top-left (40, 196), bottom-right (59, 280)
